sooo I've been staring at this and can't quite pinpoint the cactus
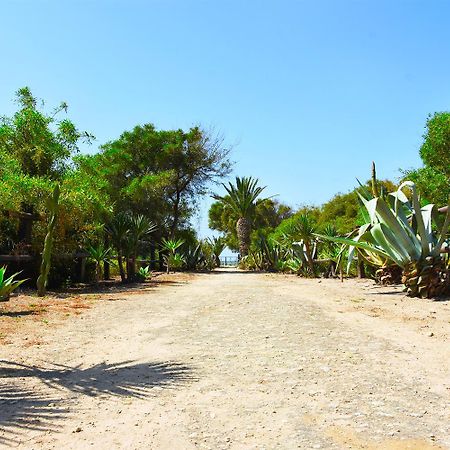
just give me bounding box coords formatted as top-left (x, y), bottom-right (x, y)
top-left (37, 184), bottom-right (60, 296)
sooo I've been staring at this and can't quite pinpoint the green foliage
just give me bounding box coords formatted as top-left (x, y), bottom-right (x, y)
top-left (183, 244), bottom-right (205, 271)
top-left (0, 267), bottom-right (27, 301)
top-left (106, 212), bottom-right (156, 282)
top-left (402, 112), bottom-right (450, 206)
top-left (78, 124), bottom-right (231, 237)
top-left (87, 244), bottom-right (114, 282)
top-left (209, 198), bottom-right (291, 252)
top-left (213, 176), bottom-right (270, 219)
top-left (206, 236), bottom-right (226, 267)
top-left (136, 265), bottom-right (152, 282)
top-left (0, 87), bottom-right (93, 178)
top-left (161, 238), bottom-right (185, 273)
top-left (166, 253), bottom-right (186, 271)
top-left (317, 182), bottom-right (450, 297)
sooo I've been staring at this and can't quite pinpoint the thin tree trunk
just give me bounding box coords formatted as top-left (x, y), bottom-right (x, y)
top-left (170, 192), bottom-right (181, 238)
top-left (117, 253), bottom-right (126, 282)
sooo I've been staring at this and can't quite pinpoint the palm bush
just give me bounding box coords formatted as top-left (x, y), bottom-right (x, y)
top-left (213, 177), bottom-right (271, 257)
top-left (0, 267), bottom-right (27, 302)
top-left (207, 236), bottom-right (226, 267)
top-left (87, 244), bottom-right (113, 282)
top-left (317, 181), bottom-right (450, 298)
top-left (161, 238), bottom-right (185, 273)
top-left (106, 212), bottom-right (156, 282)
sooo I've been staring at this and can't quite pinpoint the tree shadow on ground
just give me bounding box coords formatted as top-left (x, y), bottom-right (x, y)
top-left (0, 383), bottom-right (68, 446)
top-left (51, 279), bottom-right (186, 298)
top-left (0, 360), bottom-right (195, 445)
top-left (0, 310), bottom-right (38, 318)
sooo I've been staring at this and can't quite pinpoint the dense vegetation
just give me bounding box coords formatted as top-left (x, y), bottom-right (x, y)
top-left (0, 87), bottom-right (449, 299)
top-left (0, 88), bottom-right (231, 293)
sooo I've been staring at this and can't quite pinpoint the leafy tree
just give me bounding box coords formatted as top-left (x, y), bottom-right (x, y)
top-left (0, 88), bottom-right (103, 259)
top-left (403, 112), bottom-right (450, 206)
top-left (78, 124), bottom-right (231, 237)
top-left (0, 87), bottom-right (93, 178)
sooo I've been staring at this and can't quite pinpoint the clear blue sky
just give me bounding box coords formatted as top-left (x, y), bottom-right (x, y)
top-left (2, 0), bottom-right (450, 238)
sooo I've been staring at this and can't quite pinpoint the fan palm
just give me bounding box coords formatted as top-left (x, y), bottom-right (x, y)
top-left (213, 176), bottom-right (270, 257)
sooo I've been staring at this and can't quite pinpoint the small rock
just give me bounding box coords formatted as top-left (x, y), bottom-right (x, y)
top-left (73, 427), bottom-right (82, 433)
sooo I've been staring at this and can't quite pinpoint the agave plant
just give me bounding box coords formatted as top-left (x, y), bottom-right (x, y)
top-left (0, 266), bottom-right (27, 302)
top-left (184, 243), bottom-right (205, 271)
top-left (136, 265), bottom-right (152, 282)
top-left (317, 181), bottom-right (450, 298)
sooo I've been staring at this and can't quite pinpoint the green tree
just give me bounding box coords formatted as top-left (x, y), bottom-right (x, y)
top-left (403, 112), bottom-right (450, 206)
top-left (0, 88), bottom-right (103, 258)
top-left (0, 87), bottom-right (93, 178)
top-left (78, 124), bottom-right (231, 237)
top-left (212, 177), bottom-right (271, 256)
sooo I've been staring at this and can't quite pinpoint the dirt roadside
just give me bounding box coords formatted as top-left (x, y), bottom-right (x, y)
top-left (0, 270), bottom-right (448, 449)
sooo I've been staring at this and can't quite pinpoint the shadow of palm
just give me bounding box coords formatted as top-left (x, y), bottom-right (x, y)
top-left (0, 383), bottom-right (68, 445)
top-left (0, 360), bottom-right (194, 397)
top-left (0, 360), bottom-right (195, 445)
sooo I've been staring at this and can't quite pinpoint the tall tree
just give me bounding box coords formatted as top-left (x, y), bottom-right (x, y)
top-left (78, 124), bottom-right (231, 237)
top-left (0, 87), bottom-right (93, 178)
top-left (212, 176), bottom-right (271, 257)
top-left (209, 198), bottom-right (292, 251)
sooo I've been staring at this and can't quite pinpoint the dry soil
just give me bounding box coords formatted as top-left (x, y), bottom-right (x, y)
top-left (0, 270), bottom-right (449, 449)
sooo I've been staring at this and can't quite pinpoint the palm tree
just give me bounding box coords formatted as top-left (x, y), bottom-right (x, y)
top-left (106, 212), bottom-right (130, 283)
top-left (126, 214), bottom-right (157, 280)
top-left (106, 212), bottom-right (156, 282)
top-left (87, 244), bottom-right (113, 283)
top-left (213, 177), bottom-right (270, 257)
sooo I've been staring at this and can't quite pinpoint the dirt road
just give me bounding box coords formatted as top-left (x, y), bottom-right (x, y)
top-left (0, 270), bottom-right (449, 449)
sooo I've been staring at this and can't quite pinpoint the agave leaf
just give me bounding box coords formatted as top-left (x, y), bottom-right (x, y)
top-left (398, 181), bottom-right (430, 256)
top-left (421, 204), bottom-right (436, 242)
top-left (314, 234), bottom-right (391, 260)
top-left (370, 223), bottom-right (408, 267)
top-left (346, 223), bottom-right (371, 273)
top-left (372, 197), bottom-right (421, 260)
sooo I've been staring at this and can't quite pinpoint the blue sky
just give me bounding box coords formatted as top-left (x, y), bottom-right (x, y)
top-left (2, 0), bottom-right (450, 238)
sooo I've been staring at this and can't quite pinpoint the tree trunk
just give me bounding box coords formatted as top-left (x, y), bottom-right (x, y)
top-left (169, 191), bottom-right (181, 238)
top-left (236, 217), bottom-right (251, 257)
top-left (117, 253), bottom-right (126, 282)
top-left (103, 260), bottom-right (110, 280)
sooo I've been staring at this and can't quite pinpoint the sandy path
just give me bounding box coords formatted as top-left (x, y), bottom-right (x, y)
top-left (0, 270), bottom-right (449, 449)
